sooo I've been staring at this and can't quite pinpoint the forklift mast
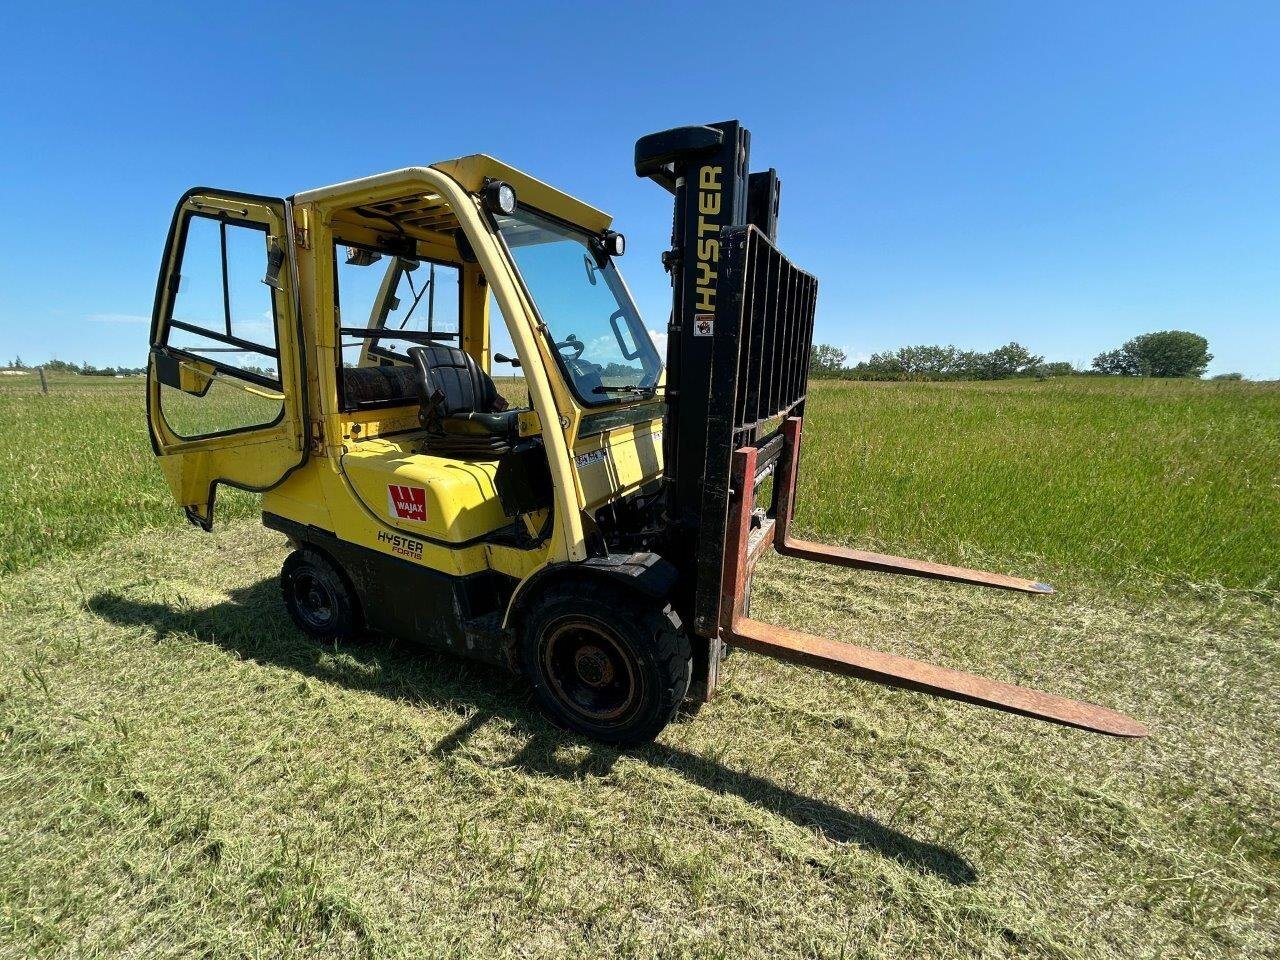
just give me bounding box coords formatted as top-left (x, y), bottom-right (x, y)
top-left (635, 121), bottom-right (1146, 737)
top-left (636, 121), bottom-right (815, 634)
top-left (635, 121), bottom-right (787, 534)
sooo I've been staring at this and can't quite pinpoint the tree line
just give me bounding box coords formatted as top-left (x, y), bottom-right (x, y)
top-left (810, 330), bottom-right (1232, 381)
top-left (7, 357), bottom-right (146, 377)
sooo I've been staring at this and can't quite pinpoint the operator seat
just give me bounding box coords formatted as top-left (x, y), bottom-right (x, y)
top-left (408, 345), bottom-right (519, 457)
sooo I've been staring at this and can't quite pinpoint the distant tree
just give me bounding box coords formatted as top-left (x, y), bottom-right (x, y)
top-left (895, 344), bottom-right (959, 378)
top-left (846, 343), bottom-right (1060, 381)
top-left (971, 342), bottom-right (1044, 380)
top-left (809, 343), bottom-right (848, 377)
top-left (1093, 331), bottom-right (1211, 378)
top-left (1129, 331), bottom-right (1212, 377)
top-left (858, 350), bottom-right (907, 380)
top-left (1035, 361), bottom-right (1077, 378)
top-left (599, 362), bottom-right (643, 380)
top-left (11, 356), bottom-right (25, 369)
top-left (1211, 372), bottom-right (1244, 381)
top-left (1091, 348), bottom-right (1140, 376)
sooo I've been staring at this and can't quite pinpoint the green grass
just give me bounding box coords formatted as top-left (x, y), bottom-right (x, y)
top-left (1, 373), bottom-right (1278, 958)
top-left (798, 377), bottom-right (1280, 594)
top-left (5, 374), bottom-right (1275, 594)
top-left (0, 374), bottom-right (259, 576)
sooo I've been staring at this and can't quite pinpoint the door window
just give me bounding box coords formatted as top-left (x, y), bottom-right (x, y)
top-left (159, 214), bottom-right (285, 438)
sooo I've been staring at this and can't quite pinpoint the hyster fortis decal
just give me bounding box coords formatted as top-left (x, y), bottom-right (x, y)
top-left (386, 483), bottom-right (427, 522)
top-left (376, 529), bottom-right (424, 561)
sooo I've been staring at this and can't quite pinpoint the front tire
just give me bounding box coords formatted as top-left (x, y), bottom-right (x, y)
top-left (280, 548), bottom-right (360, 642)
top-left (520, 584), bottom-right (691, 747)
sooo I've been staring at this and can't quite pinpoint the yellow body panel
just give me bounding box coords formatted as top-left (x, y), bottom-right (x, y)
top-left (430, 155), bottom-right (612, 234)
top-left (340, 438), bottom-right (507, 543)
top-left (574, 421), bottom-right (664, 510)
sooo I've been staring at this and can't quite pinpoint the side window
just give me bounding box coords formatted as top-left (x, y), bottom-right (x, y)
top-left (334, 244), bottom-right (461, 408)
top-left (159, 214), bottom-right (284, 438)
top-left (488, 291), bottom-right (530, 410)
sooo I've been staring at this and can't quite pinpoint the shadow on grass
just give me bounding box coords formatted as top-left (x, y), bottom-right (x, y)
top-left (90, 580), bottom-right (977, 885)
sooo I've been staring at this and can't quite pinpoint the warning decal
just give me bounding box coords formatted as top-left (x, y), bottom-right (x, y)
top-left (574, 448), bottom-right (608, 469)
top-left (386, 484), bottom-right (427, 522)
top-left (693, 314), bottom-right (714, 337)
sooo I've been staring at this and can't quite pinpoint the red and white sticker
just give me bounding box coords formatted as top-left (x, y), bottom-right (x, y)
top-left (693, 314), bottom-right (715, 337)
top-left (386, 483), bottom-right (427, 522)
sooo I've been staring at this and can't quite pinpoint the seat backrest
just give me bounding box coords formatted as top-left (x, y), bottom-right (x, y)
top-left (410, 345), bottom-right (502, 417)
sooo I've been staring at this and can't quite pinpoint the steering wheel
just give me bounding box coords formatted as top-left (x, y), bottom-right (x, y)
top-left (554, 335), bottom-right (585, 360)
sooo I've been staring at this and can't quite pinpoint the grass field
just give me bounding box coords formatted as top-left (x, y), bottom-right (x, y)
top-left (798, 377), bottom-right (1280, 595)
top-left (1, 373), bottom-right (1278, 958)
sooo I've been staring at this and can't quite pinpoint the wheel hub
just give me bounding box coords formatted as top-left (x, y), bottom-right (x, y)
top-left (294, 572), bottom-right (334, 627)
top-left (574, 645), bottom-right (615, 687)
top-left (543, 620), bottom-right (639, 724)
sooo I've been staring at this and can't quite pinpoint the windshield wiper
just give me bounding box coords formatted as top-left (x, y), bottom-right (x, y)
top-left (592, 384), bottom-right (658, 397)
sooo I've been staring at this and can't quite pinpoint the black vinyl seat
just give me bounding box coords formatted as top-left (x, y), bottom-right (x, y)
top-left (408, 345), bottom-right (519, 457)
top-left (341, 364), bottom-right (419, 406)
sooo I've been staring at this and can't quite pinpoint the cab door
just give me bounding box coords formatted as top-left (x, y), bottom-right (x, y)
top-left (147, 189), bottom-right (307, 529)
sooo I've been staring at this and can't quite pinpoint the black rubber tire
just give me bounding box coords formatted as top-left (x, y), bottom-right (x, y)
top-left (280, 548), bottom-right (360, 642)
top-left (519, 583), bottom-right (691, 747)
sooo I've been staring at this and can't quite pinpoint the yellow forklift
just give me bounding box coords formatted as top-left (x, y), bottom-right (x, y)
top-left (146, 121), bottom-right (1147, 745)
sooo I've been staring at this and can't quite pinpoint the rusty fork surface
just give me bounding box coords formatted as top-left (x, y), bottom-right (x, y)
top-left (716, 417), bottom-right (1148, 739)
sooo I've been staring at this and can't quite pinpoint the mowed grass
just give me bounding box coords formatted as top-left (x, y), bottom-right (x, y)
top-left (1, 372), bottom-right (1278, 958)
top-left (3, 525), bottom-right (1277, 958)
top-left (3, 374), bottom-right (1276, 595)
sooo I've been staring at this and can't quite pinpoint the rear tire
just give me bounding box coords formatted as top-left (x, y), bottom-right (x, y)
top-left (520, 583), bottom-right (691, 747)
top-left (280, 548), bottom-right (360, 642)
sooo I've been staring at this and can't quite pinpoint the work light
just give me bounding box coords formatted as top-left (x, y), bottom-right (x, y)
top-left (601, 230), bottom-right (625, 257)
top-left (483, 180), bottom-right (517, 216)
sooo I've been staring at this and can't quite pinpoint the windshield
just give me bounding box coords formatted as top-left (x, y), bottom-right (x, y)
top-left (495, 208), bottom-right (662, 406)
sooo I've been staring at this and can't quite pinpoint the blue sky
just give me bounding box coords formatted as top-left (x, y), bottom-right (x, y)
top-left (1, 1), bottom-right (1276, 378)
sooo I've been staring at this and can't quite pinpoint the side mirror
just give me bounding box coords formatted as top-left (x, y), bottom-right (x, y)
top-left (153, 348), bottom-right (216, 396)
top-left (263, 238), bottom-right (286, 289)
top-left (344, 246), bottom-right (382, 267)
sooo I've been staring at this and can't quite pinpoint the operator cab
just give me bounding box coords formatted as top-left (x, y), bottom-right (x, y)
top-left (317, 161), bottom-right (665, 546)
top-left (147, 155), bottom-right (667, 552)
top-left (329, 173), bottom-right (661, 442)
